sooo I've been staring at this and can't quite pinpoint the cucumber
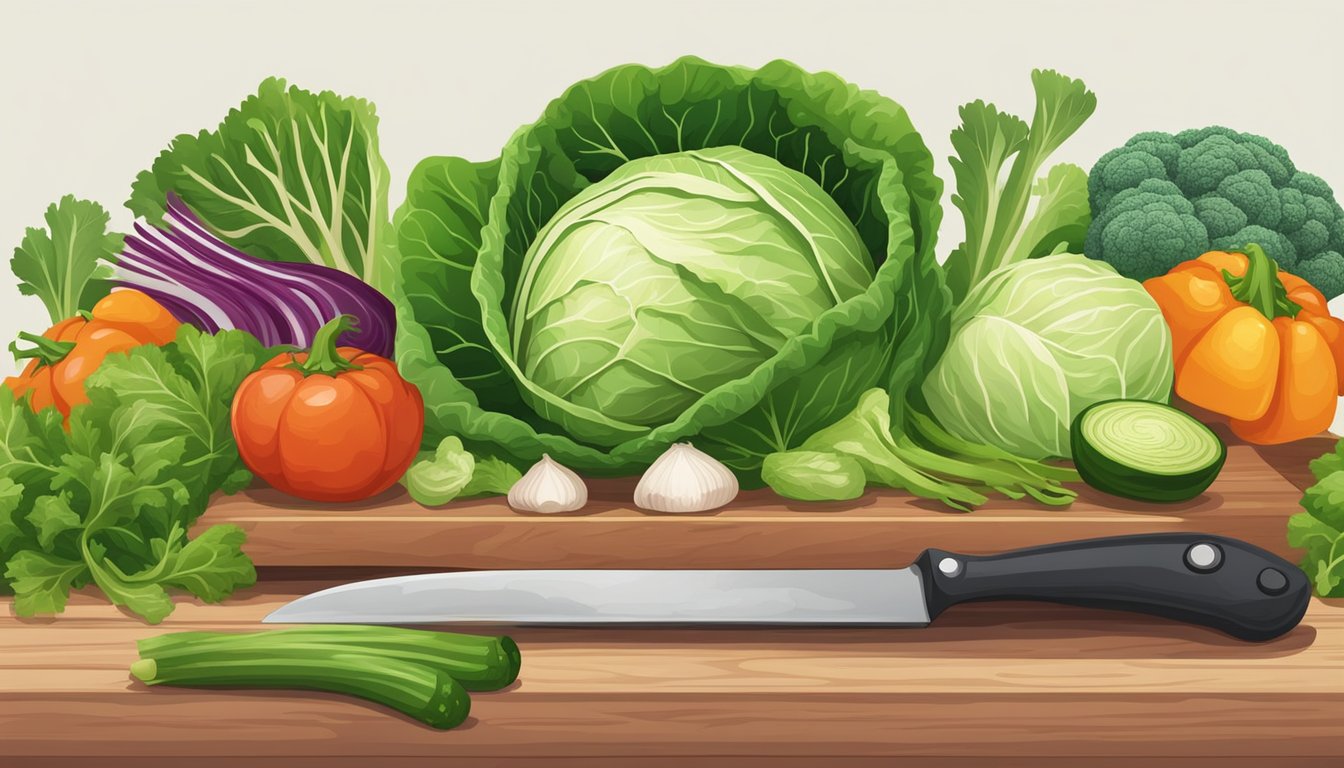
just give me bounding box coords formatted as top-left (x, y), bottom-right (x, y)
top-left (1070, 399), bottom-right (1226, 503)
top-left (130, 651), bottom-right (471, 729)
top-left (138, 626), bottom-right (520, 691)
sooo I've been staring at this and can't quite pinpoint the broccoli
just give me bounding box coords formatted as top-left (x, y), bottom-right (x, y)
top-left (1086, 126), bottom-right (1344, 297)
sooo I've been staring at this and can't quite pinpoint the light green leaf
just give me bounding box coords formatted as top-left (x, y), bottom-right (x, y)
top-left (28, 495), bottom-right (81, 552)
top-left (85, 326), bottom-right (264, 505)
top-left (1302, 470), bottom-right (1344, 531)
top-left (403, 436), bottom-right (476, 506)
top-left (944, 71), bottom-right (1096, 301)
top-left (128, 78), bottom-right (391, 289)
top-left (944, 101), bottom-right (1029, 300)
top-left (1007, 163), bottom-right (1091, 262)
top-left (219, 468), bottom-right (254, 495)
top-left (761, 450), bottom-right (865, 501)
top-left (158, 524), bottom-right (256, 603)
top-left (10, 196), bottom-right (119, 324)
top-left (0, 478), bottom-right (25, 553)
top-left (1288, 510), bottom-right (1343, 596)
top-left (5, 550), bottom-right (88, 616)
top-left (462, 456), bottom-right (522, 497)
top-left (1288, 446), bottom-right (1344, 598)
top-left (801, 389), bottom-right (986, 509)
top-left (91, 570), bottom-right (174, 624)
top-left (0, 390), bottom-right (70, 492)
top-left (1307, 439), bottom-right (1344, 483)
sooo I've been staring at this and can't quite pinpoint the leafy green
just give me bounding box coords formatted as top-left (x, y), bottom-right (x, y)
top-left (1308, 438), bottom-right (1344, 481)
top-left (782, 389), bottom-right (1077, 510)
top-left (127, 78), bottom-right (392, 291)
top-left (1287, 439), bottom-right (1344, 597)
top-left (922, 253), bottom-right (1174, 460)
top-left (10, 195), bottom-right (120, 324)
top-left (403, 437), bottom-right (474, 506)
top-left (760, 451), bottom-right (865, 502)
top-left (464, 457), bottom-right (522, 497)
top-left (5, 550), bottom-right (88, 615)
top-left (509, 146), bottom-right (876, 446)
top-left (0, 326), bottom-right (268, 622)
top-left (394, 57), bottom-right (946, 477)
top-left (1010, 164), bottom-right (1091, 262)
top-left (0, 478), bottom-right (24, 554)
top-left (401, 436), bottom-right (520, 507)
top-left (29, 495), bottom-right (81, 550)
top-left (944, 70), bottom-right (1096, 302)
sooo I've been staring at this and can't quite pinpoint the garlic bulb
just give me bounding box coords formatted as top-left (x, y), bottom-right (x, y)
top-left (634, 443), bottom-right (738, 513)
top-left (507, 455), bottom-right (588, 513)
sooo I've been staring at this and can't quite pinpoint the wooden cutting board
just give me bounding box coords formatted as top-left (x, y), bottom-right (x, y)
top-left (3, 584), bottom-right (1342, 767)
top-left (199, 442), bottom-right (1319, 570)
top-left (4, 435), bottom-right (1340, 766)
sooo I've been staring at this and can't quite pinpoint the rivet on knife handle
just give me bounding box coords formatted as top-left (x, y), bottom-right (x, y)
top-left (913, 532), bottom-right (1311, 642)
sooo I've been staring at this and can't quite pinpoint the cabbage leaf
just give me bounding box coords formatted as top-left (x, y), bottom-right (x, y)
top-left (127, 78), bottom-right (393, 291)
top-left (394, 58), bottom-right (945, 475)
top-left (922, 253), bottom-right (1174, 459)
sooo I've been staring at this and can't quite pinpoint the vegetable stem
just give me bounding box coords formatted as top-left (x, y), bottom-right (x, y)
top-left (291, 314), bottom-right (363, 376)
top-left (9, 332), bottom-right (75, 367)
top-left (1225, 243), bottom-right (1301, 320)
top-left (129, 657), bottom-right (157, 682)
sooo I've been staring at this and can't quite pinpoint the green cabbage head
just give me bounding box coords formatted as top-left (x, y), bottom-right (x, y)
top-left (392, 58), bottom-right (945, 475)
top-left (511, 146), bottom-right (876, 442)
top-left (921, 253), bottom-right (1173, 460)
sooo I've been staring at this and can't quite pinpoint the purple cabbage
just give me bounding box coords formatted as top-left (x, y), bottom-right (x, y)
top-left (116, 195), bottom-right (395, 356)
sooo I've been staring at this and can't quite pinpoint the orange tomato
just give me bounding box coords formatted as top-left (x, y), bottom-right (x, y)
top-left (1143, 244), bottom-right (1342, 444)
top-left (4, 289), bottom-right (180, 421)
top-left (230, 315), bottom-right (424, 502)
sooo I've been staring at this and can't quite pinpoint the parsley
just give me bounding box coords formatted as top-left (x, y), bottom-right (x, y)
top-left (1287, 439), bottom-right (1344, 597)
top-left (0, 326), bottom-right (269, 622)
top-left (10, 195), bottom-right (120, 325)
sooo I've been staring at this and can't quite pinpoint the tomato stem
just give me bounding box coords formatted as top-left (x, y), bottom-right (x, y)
top-left (9, 332), bottom-right (75, 368)
top-left (292, 315), bottom-right (363, 376)
top-left (1223, 243), bottom-right (1301, 320)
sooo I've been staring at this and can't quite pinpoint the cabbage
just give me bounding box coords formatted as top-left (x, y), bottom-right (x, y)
top-left (511, 146), bottom-right (876, 444)
top-left (394, 58), bottom-right (945, 474)
top-left (921, 253), bottom-right (1174, 460)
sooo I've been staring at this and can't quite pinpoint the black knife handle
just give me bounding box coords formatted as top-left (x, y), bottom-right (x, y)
top-left (913, 533), bottom-right (1310, 641)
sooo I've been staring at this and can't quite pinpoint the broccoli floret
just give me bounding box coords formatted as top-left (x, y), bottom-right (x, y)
top-left (1083, 179), bottom-right (1208, 282)
top-left (1087, 126), bottom-right (1344, 297)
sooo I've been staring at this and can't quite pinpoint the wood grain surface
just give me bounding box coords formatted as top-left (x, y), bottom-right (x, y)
top-left (3, 584), bottom-right (1342, 765)
top-left (8, 440), bottom-right (1341, 765)
top-left (199, 445), bottom-right (1308, 569)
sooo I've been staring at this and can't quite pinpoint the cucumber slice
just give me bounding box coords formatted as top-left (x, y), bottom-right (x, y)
top-left (1071, 399), bottom-right (1226, 503)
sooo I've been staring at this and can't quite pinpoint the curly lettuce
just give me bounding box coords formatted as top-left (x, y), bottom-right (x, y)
top-left (1, 327), bottom-right (266, 621)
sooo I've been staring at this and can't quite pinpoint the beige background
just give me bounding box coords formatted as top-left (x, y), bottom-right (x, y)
top-left (2, 0), bottom-right (1342, 425)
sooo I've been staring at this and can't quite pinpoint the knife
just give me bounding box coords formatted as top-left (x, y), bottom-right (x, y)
top-left (263, 533), bottom-right (1311, 641)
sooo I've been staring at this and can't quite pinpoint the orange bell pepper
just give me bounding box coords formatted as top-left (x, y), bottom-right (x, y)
top-left (230, 315), bottom-right (424, 502)
top-left (4, 289), bottom-right (180, 421)
top-left (1144, 243), bottom-right (1343, 444)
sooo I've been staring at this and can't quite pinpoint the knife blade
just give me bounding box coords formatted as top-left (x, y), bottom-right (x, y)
top-left (263, 533), bottom-right (1311, 641)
